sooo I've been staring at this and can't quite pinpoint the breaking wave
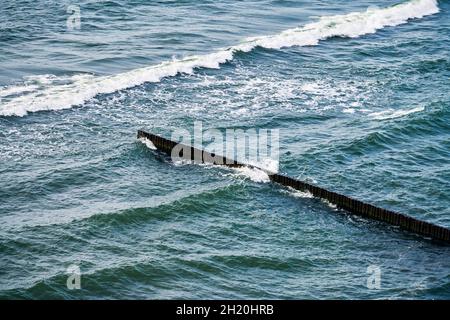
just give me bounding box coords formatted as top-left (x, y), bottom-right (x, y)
top-left (0, 0), bottom-right (439, 117)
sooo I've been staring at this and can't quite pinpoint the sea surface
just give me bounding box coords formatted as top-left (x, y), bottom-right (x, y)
top-left (0, 0), bottom-right (449, 299)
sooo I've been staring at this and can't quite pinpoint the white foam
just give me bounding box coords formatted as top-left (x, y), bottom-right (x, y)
top-left (231, 157), bottom-right (279, 182)
top-left (322, 198), bottom-right (338, 210)
top-left (0, 0), bottom-right (439, 117)
top-left (369, 106), bottom-right (425, 120)
top-left (0, 84), bottom-right (39, 98)
top-left (138, 137), bottom-right (157, 150)
top-left (245, 158), bottom-right (279, 175)
top-left (233, 166), bottom-right (271, 183)
top-left (286, 187), bottom-right (314, 199)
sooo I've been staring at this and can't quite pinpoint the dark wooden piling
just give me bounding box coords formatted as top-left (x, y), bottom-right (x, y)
top-left (137, 130), bottom-right (450, 244)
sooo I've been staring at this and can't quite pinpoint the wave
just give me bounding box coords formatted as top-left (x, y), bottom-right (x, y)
top-left (284, 187), bottom-right (314, 199)
top-left (139, 133), bottom-right (278, 181)
top-left (0, 0), bottom-right (439, 117)
top-left (369, 106), bottom-right (425, 120)
top-left (231, 166), bottom-right (271, 183)
top-left (138, 136), bottom-right (157, 150)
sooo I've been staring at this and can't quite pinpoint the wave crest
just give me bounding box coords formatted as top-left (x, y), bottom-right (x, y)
top-left (0, 0), bottom-right (439, 117)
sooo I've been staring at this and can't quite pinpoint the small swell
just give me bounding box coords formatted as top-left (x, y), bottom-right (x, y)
top-left (369, 106), bottom-right (425, 120)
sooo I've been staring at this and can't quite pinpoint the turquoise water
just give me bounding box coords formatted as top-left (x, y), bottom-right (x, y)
top-left (0, 0), bottom-right (449, 299)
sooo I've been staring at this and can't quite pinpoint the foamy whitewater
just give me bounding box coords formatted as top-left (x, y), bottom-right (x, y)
top-left (0, 0), bottom-right (439, 117)
top-left (139, 136), bottom-right (276, 182)
top-left (369, 106), bottom-right (425, 119)
top-left (138, 137), bottom-right (157, 150)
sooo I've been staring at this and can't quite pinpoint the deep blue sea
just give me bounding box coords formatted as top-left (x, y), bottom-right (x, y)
top-left (0, 0), bottom-right (449, 299)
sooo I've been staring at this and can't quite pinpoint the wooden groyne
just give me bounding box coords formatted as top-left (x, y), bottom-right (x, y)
top-left (137, 130), bottom-right (450, 244)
